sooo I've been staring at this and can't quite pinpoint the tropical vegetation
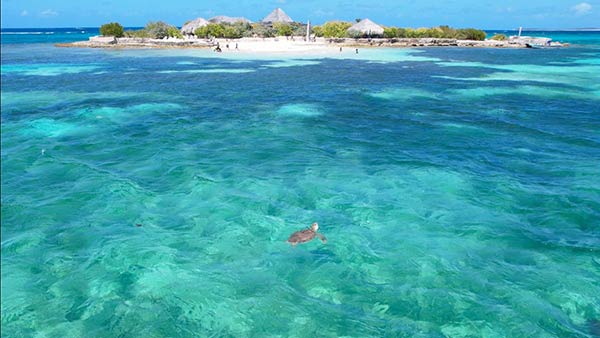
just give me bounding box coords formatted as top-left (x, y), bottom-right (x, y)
top-left (273, 23), bottom-right (293, 36)
top-left (194, 22), bottom-right (250, 38)
top-left (250, 23), bottom-right (276, 38)
top-left (382, 26), bottom-right (486, 40)
top-left (193, 22), bottom-right (306, 39)
top-left (312, 21), bottom-right (353, 38)
top-left (104, 19), bottom-right (487, 41)
top-left (308, 23), bottom-right (486, 40)
top-left (123, 21), bottom-right (182, 39)
top-left (99, 22), bottom-right (124, 37)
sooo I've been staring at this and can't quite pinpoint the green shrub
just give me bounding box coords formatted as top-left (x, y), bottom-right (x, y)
top-left (386, 27), bottom-right (411, 38)
top-left (438, 25), bottom-right (458, 38)
top-left (194, 22), bottom-right (253, 38)
top-left (144, 21), bottom-right (172, 39)
top-left (322, 21), bottom-right (352, 38)
top-left (222, 25), bottom-right (241, 38)
top-left (166, 26), bottom-right (183, 38)
top-left (383, 27), bottom-right (398, 38)
top-left (398, 28), bottom-right (408, 38)
top-left (124, 29), bottom-right (151, 38)
top-left (426, 27), bottom-right (444, 38)
top-left (250, 23), bottom-right (275, 37)
top-left (195, 23), bottom-right (225, 38)
top-left (100, 22), bottom-right (124, 37)
top-left (122, 21), bottom-right (180, 39)
top-left (232, 22), bottom-right (252, 35)
top-left (457, 28), bottom-right (486, 41)
top-left (414, 27), bottom-right (430, 38)
top-left (312, 26), bottom-right (324, 37)
top-left (273, 23), bottom-right (293, 36)
top-left (404, 28), bottom-right (415, 38)
top-left (194, 26), bottom-right (208, 38)
top-left (291, 23), bottom-right (306, 37)
top-left (381, 25), bottom-right (486, 40)
top-left (224, 22), bottom-right (252, 38)
top-left (490, 33), bottom-right (507, 41)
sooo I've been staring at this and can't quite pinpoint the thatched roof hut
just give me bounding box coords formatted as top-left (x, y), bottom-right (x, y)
top-left (209, 16), bottom-right (252, 24)
top-left (261, 8), bottom-right (293, 24)
top-left (181, 17), bottom-right (209, 35)
top-left (347, 18), bottom-right (384, 36)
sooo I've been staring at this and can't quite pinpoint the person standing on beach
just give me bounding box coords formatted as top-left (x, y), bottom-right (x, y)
top-left (356, 48), bottom-right (359, 54)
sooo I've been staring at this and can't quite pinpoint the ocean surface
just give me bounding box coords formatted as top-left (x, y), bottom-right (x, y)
top-left (1, 29), bottom-right (599, 337)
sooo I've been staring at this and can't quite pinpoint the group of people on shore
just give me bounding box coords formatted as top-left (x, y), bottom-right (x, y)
top-left (339, 47), bottom-right (360, 53)
top-left (214, 42), bottom-right (239, 53)
top-left (212, 42), bottom-right (359, 54)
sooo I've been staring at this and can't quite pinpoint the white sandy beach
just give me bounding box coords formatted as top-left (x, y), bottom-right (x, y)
top-left (210, 37), bottom-right (340, 55)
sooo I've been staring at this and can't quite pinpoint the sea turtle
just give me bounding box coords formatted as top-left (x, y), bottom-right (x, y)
top-left (287, 222), bottom-right (327, 247)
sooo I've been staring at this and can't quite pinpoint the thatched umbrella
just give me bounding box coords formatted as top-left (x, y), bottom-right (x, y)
top-left (261, 8), bottom-right (293, 24)
top-left (209, 16), bottom-right (252, 24)
top-left (347, 18), bottom-right (384, 36)
top-left (181, 17), bottom-right (209, 35)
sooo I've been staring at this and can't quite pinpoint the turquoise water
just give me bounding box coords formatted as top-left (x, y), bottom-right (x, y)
top-left (2, 31), bottom-right (600, 337)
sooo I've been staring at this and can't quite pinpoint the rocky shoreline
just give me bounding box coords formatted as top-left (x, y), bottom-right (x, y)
top-left (56, 36), bottom-right (214, 49)
top-left (56, 36), bottom-right (565, 50)
top-left (334, 37), bottom-right (538, 48)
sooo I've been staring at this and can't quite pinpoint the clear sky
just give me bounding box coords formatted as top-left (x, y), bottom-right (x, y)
top-left (1, 0), bottom-right (599, 29)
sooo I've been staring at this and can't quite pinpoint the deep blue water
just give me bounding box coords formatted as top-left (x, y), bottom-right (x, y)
top-left (1, 30), bottom-right (600, 337)
top-left (1, 27), bottom-right (140, 44)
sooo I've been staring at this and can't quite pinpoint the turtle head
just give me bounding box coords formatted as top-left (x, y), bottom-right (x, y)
top-left (311, 222), bottom-right (319, 231)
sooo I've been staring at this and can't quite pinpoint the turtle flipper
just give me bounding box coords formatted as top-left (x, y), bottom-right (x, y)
top-left (317, 233), bottom-right (327, 244)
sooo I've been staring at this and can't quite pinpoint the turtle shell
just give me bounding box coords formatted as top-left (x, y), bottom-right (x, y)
top-left (287, 229), bottom-right (316, 244)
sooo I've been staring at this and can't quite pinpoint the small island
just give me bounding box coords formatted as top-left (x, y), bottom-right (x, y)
top-left (57, 8), bottom-right (565, 52)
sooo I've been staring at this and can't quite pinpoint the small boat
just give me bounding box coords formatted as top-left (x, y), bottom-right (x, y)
top-left (513, 26), bottom-right (564, 49)
top-left (526, 42), bottom-right (563, 49)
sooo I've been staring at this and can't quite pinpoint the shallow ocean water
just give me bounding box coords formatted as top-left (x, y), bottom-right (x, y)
top-left (2, 32), bottom-right (600, 337)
